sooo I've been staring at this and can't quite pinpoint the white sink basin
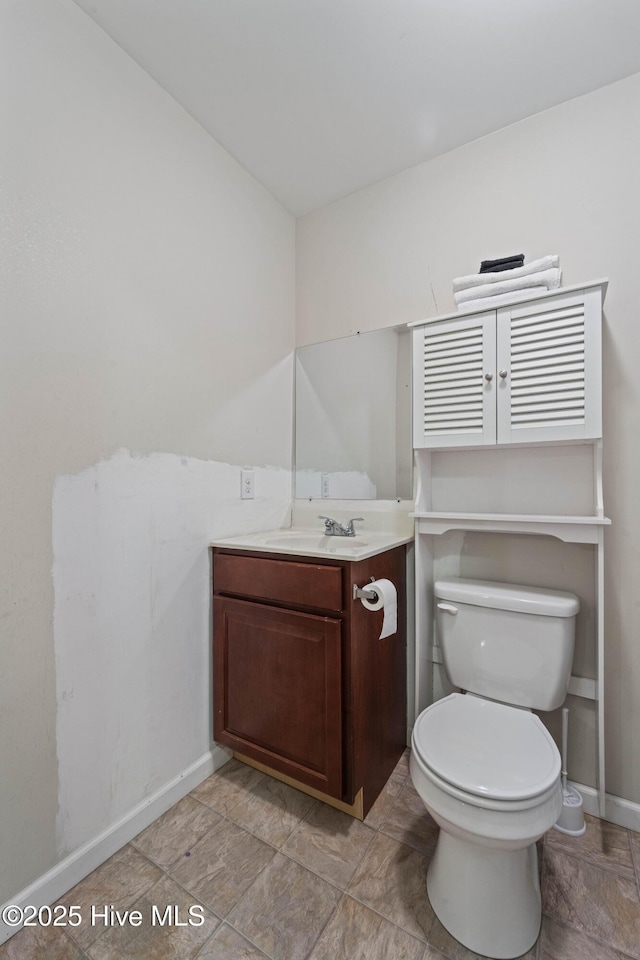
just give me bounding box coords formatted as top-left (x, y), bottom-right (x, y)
top-left (264, 534), bottom-right (368, 552)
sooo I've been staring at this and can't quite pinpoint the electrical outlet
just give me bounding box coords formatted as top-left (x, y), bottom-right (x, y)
top-left (241, 469), bottom-right (254, 499)
top-left (321, 473), bottom-right (330, 498)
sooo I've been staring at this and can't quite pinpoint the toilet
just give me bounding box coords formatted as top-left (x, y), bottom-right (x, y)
top-left (410, 577), bottom-right (579, 960)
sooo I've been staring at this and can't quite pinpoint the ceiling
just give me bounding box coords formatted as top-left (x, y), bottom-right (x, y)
top-left (72, 0), bottom-right (640, 215)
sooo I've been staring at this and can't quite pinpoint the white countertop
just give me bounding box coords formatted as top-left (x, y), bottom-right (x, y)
top-left (211, 527), bottom-right (413, 561)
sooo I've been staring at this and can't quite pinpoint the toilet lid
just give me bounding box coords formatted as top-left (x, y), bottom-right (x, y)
top-left (413, 694), bottom-right (560, 801)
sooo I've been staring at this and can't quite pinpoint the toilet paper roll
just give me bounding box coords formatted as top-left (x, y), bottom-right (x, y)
top-left (360, 578), bottom-right (397, 639)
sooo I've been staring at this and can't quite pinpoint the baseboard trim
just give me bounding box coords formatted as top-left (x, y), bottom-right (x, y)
top-left (0, 745), bottom-right (231, 946)
top-left (570, 780), bottom-right (640, 832)
top-left (234, 751), bottom-right (364, 819)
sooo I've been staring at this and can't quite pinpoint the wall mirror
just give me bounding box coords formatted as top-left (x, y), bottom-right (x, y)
top-left (295, 325), bottom-right (412, 500)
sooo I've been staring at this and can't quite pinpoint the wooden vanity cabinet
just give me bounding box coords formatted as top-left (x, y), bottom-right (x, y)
top-left (212, 544), bottom-right (407, 818)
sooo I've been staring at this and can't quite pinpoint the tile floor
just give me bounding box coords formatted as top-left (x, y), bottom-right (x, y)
top-left (3, 751), bottom-right (640, 960)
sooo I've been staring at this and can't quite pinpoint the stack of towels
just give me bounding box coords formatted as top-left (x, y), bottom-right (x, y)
top-left (453, 255), bottom-right (561, 311)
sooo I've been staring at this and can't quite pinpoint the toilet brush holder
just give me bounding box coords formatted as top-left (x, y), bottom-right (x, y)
top-left (554, 785), bottom-right (586, 836)
top-left (553, 707), bottom-right (586, 836)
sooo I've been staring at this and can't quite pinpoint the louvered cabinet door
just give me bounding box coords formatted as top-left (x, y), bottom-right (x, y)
top-left (413, 312), bottom-right (497, 448)
top-left (496, 289), bottom-right (602, 444)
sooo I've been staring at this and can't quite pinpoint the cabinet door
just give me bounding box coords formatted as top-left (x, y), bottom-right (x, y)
top-left (413, 312), bottom-right (497, 448)
top-left (496, 289), bottom-right (602, 444)
top-left (213, 596), bottom-right (343, 799)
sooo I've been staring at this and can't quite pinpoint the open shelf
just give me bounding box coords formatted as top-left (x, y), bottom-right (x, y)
top-left (411, 511), bottom-right (611, 544)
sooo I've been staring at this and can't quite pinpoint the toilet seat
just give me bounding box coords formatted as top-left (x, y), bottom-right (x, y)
top-left (412, 693), bottom-right (560, 802)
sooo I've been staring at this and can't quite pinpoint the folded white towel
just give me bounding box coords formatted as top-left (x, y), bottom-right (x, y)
top-left (455, 268), bottom-right (561, 305)
top-left (453, 255), bottom-right (560, 293)
top-left (457, 286), bottom-right (552, 312)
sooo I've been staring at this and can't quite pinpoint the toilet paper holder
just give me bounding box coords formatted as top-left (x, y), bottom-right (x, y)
top-left (353, 577), bottom-right (379, 602)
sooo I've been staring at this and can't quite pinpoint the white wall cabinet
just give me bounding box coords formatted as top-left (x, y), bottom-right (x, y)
top-left (413, 285), bottom-right (603, 449)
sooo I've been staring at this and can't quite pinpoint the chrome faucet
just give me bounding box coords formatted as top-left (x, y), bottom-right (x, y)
top-left (319, 516), bottom-right (364, 537)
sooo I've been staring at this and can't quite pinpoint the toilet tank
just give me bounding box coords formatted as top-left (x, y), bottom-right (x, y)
top-left (435, 578), bottom-right (579, 711)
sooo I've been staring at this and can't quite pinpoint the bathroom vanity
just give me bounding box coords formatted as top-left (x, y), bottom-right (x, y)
top-left (211, 532), bottom-right (408, 818)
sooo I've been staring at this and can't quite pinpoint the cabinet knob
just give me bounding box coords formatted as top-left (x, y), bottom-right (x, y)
top-left (484, 372), bottom-right (493, 382)
top-left (499, 369), bottom-right (508, 379)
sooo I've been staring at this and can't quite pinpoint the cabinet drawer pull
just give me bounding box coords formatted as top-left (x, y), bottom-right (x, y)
top-left (484, 372), bottom-right (493, 382)
top-left (499, 369), bottom-right (508, 379)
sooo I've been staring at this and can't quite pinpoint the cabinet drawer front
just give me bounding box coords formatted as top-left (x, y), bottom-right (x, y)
top-left (213, 597), bottom-right (343, 799)
top-left (213, 552), bottom-right (343, 612)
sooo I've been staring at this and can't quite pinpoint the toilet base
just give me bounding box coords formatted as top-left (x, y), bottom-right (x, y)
top-left (427, 829), bottom-right (541, 959)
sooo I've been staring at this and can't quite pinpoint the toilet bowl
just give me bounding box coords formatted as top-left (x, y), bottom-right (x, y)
top-left (410, 577), bottom-right (579, 960)
top-left (411, 694), bottom-right (563, 959)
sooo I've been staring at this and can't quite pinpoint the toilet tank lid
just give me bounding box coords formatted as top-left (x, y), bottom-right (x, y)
top-left (434, 578), bottom-right (579, 617)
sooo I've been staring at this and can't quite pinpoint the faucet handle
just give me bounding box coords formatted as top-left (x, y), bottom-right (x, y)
top-left (345, 517), bottom-right (364, 535)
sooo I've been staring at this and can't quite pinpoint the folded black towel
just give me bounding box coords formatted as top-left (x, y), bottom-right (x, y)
top-left (479, 254), bottom-right (525, 274)
top-left (479, 261), bottom-right (524, 274)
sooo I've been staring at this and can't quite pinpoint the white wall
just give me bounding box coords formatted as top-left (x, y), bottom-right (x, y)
top-left (0, 0), bottom-right (294, 907)
top-left (297, 73), bottom-right (640, 807)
